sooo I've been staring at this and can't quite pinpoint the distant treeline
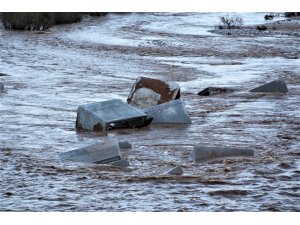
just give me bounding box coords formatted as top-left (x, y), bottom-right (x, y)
top-left (1, 12), bottom-right (107, 31)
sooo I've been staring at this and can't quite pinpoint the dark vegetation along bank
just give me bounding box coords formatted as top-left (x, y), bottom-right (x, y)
top-left (0, 12), bottom-right (107, 31)
top-left (211, 12), bottom-right (300, 39)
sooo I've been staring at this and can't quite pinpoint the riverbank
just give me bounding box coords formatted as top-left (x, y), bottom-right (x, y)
top-left (210, 17), bottom-right (300, 38)
top-left (0, 12), bottom-right (106, 30)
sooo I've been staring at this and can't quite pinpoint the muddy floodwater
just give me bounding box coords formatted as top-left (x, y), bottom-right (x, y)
top-left (0, 13), bottom-right (300, 211)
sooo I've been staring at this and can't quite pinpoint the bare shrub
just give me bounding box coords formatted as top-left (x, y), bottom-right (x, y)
top-left (219, 16), bottom-right (243, 29)
top-left (264, 13), bottom-right (274, 20)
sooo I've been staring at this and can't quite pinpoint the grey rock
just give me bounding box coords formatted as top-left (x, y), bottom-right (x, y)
top-left (127, 76), bottom-right (180, 109)
top-left (257, 25), bottom-right (267, 31)
top-left (118, 141), bottom-right (132, 149)
top-left (60, 138), bottom-right (121, 164)
top-left (198, 87), bottom-right (234, 96)
top-left (109, 159), bottom-right (130, 168)
top-left (143, 99), bottom-right (191, 124)
top-left (76, 99), bottom-right (152, 132)
top-left (166, 165), bottom-right (183, 175)
top-left (250, 79), bottom-right (288, 93)
top-left (0, 72), bottom-right (10, 76)
top-left (264, 14), bottom-right (274, 20)
top-left (192, 146), bottom-right (254, 162)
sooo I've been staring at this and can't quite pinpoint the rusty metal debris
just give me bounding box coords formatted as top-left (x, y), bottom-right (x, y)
top-left (127, 76), bottom-right (180, 109)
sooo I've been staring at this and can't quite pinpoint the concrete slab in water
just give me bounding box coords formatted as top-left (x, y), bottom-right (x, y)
top-left (143, 99), bottom-right (191, 124)
top-left (192, 146), bottom-right (254, 162)
top-left (109, 159), bottom-right (130, 168)
top-left (76, 99), bottom-right (151, 131)
top-left (250, 79), bottom-right (288, 93)
top-left (60, 139), bottom-right (121, 164)
top-left (166, 165), bottom-right (183, 175)
top-left (118, 141), bottom-right (132, 149)
top-left (127, 76), bottom-right (180, 109)
top-left (198, 87), bottom-right (234, 96)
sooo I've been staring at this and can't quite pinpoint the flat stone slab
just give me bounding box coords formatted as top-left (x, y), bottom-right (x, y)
top-left (198, 87), bottom-right (234, 96)
top-left (118, 141), bottom-right (132, 149)
top-left (76, 99), bottom-right (152, 131)
top-left (127, 76), bottom-right (180, 109)
top-left (250, 79), bottom-right (288, 93)
top-left (192, 146), bottom-right (254, 162)
top-left (143, 99), bottom-right (191, 124)
top-left (109, 159), bottom-right (130, 168)
top-left (60, 139), bottom-right (121, 164)
top-left (166, 165), bottom-right (183, 175)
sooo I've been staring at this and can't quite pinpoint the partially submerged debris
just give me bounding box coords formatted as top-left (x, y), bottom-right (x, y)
top-left (257, 25), bottom-right (267, 31)
top-left (192, 146), bottom-right (254, 162)
top-left (198, 87), bottom-right (234, 96)
top-left (250, 79), bottom-right (288, 93)
top-left (118, 141), bottom-right (132, 149)
top-left (76, 99), bottom-right (152, 132)
top-left (109, 159), bottom-right (130, 168)
top-left (264, 14), bottom-right (274, 20)
top-left (166, 165), bottom-right (184, 175)
top-left (0, 72), bottom-right (10, 76)
top-left (127, 76), bottom-right (180, 109)
top-left (59, 139), bottom-right (121, 164)
top-left (5, 192), bottom-right (14, 196)
top-left (143, 99), bottom-right (191, 124)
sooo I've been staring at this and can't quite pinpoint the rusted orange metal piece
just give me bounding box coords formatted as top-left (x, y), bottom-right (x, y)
top-left (127, 76), bottom-right (180, 109)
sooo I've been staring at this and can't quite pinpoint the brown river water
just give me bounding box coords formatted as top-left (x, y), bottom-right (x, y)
top-left (0, 13), bottom-right (299, 211)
